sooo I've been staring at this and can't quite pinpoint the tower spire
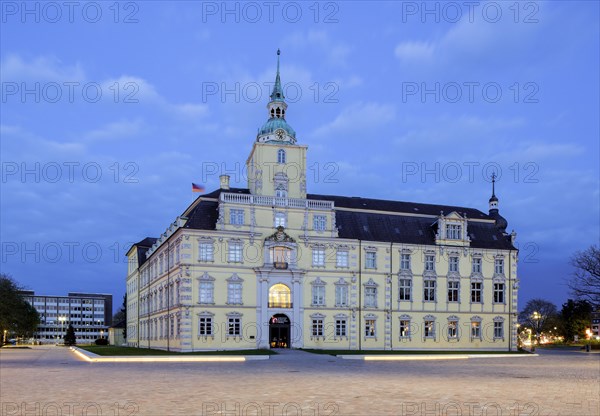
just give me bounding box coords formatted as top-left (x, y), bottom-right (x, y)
top-left (270, 49), bottom-right (285, 103)
top-left (256, 49), bottom-right (296, 144)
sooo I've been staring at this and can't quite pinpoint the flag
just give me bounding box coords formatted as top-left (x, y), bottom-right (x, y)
top-left (192, 183), bottom-right (205, 193)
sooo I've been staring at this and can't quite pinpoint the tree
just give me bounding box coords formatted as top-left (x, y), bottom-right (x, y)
top-left (519, 298), bottom-right (558, 345)
top-left (0, 274), bottom-right (40, 340)
top-left (112, 294), bottom-right (127, 339)
top-left (64, 324), bottom-right (76, 346)
top-left (560, 299), bottom-right (593, 342)
top-left (568, 245), bottom-right (600, 307)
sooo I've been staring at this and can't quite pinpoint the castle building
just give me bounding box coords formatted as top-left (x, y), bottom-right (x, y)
top-left (126, 51), bottom-right (519, 351)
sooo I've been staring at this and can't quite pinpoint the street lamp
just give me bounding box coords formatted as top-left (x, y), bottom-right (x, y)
top-left (532, 311), bottom-right (541, 350)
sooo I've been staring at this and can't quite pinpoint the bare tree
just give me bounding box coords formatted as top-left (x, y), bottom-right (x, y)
top-left (519, 298), bottom-right (558, 345)
top-left (568, 245), bottom-right (600, 307)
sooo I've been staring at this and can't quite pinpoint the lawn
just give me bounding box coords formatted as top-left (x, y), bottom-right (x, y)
top-left (80, 346), bottom-right (277, 356)
top-left (301, 349), bottom-right (529, 356)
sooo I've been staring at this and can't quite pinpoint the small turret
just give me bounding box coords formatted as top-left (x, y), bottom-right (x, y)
top-left (488, 173), bottom-right (508, 233)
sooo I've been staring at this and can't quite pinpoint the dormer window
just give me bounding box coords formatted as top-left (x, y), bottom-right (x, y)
top-left (446, 224), bottom-right (462, 239)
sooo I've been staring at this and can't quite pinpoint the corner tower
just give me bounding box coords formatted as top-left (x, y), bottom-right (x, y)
top-left (246, 50), bottom-right (308, 199)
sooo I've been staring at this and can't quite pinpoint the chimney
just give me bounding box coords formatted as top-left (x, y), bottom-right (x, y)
top-left (219, 175), bottom-right (230, 190)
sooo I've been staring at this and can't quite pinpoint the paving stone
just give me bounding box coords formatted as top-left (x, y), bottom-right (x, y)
top-left (0, 347), bottom-right (598, 416)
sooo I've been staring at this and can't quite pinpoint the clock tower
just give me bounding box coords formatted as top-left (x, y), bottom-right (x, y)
top-left (246, 50), bottom-right (308, 199)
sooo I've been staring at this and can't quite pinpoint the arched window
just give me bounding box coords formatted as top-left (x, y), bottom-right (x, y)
top-left (277, 149), bottom-right (286, 164)
top-left (270, 108), bottom-right (275, 117)
top-left (269, 284), bottom-right (291, 308)
top-left (275, 108), bottom-right (281, 118)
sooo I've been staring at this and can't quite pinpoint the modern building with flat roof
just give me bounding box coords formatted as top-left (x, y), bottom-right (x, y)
top-left (20, 291), bottom-right (112, 344)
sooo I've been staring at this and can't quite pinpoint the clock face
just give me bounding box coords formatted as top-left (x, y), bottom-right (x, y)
top-left (275, 129), bottom-right (286, 140)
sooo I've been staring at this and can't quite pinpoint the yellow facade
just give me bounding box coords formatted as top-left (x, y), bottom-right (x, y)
top-left (126, 55), bottom-right (518, 352)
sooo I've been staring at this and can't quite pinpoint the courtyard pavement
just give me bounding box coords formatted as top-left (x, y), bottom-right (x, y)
top-left (1, 346), bottom-right (598, 415)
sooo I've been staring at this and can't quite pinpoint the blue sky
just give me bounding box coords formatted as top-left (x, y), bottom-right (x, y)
top-left (1, 1), bottom-right (598, 312)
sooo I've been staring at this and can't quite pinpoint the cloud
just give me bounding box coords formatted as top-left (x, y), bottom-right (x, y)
top-left (0, 54), bottom-right (85, 82)
top-left (312, 102), bottom-right (395, 137)
top-left (283, 30), bottom-right (352, 66)
top-left (83, 119), bottom-right (144, 142)
top-left (394, 41), bottom-right (435, 62)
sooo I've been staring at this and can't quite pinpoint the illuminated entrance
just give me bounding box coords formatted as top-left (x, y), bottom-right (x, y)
top-left (269, 314), bottom-right (290, 348)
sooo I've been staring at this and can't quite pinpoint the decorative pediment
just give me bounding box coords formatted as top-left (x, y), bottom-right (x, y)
top-left (265, 226), bottom-right (295, 243)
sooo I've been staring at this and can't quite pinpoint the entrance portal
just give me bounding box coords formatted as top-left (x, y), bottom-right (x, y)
top-left (269, 314), bottom-right (290, 348)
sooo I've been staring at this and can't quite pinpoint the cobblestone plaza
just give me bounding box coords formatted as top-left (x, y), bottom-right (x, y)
top-left (1, 347), bottom-right (598, 415)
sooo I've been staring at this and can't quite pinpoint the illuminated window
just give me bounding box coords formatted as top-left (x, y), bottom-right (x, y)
top-left (269, 284), bottom-right (291, 308)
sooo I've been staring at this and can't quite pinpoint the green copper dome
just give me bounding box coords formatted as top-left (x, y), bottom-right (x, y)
top-left (258, 117), bottom-right (296, 139)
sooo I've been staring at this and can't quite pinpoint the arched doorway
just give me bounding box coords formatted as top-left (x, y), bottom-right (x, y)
top-left (269, 314), bottom-right (290, 348)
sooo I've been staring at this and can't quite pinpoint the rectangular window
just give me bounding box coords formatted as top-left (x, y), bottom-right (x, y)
top-left (399, 279), bottom-right (412, 301)
top-left (424, 280), bottom-right (436, 302)
top-left (313, 215), bottom-right (327, 231)
top-left (471, 321), bottom-right (481, 339)
top-left (364, 287), bottom-right (377, 308)
top-left (335, 285), bottom-right (348, 307)
top-left (199, 317), bottom-right (212, 336)
top-left (447, 281), bottom-right (459, 302)
top-left (448, 321), bottom-right (458, 338)
top-left (312, 319), bottom-right (324, 337)
top-left (365, 252), bottom-right (377, 269)
top-left (449, 256), bottom-right (459, 273)
top-left (446, 224), bottom-right (462, 240)
top-left (425, 255), bottom-right (435, 271)
top-left (493, 283), bottom-right (505, 303)
top-left (228, 282), bottom-right (243, 305)
top-left (228, 318), bottom-right (241, 336)
top-left (472, 257), bottom-right (482, 273)
top-left (399, 320), bottom-right (410, 338)
top-left (400, 253), bottom-right (411, 270)
top-left (228, 242), bottom-right (243, 263)
top-left (230, 209), bottom-right (244, 225)
top-left (275, 212), bottom-right (286, 228)
top-left (495, 258), bottom-right (504, 274)
top-left (365, 320), bottom-right (376, 337)
top-left (471, 282), bottom-right (482, 303)
top-left (335, 319), bottom-right (347, 337)
top-left (199, 242), bottom-right (213, 262)
top-left (494, 321), bottom-right (504, 339)
top-left (199, 281), bottom-right (214, 304)
top-left (424, 320), bottom-right (435, 338)
top-left (312, 247), bottom-right (325, 267)
top-left (312, 285), bottom-right (325, 306)
top-left (336, 250), bottom-right (349, 268)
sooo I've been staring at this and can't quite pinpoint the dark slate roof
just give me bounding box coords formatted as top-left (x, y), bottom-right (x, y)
top-left (131, 237), bottom-right (157, 266)
top-left (179, 188), bottom-right (515, 250)
top-left (308, 193), bottom-right (489, 219)
top-left (184, 200), bottom-right (219, 230)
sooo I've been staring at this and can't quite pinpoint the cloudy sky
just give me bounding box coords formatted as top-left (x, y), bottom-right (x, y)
top-left (1, 1), bottom-right (598, 312)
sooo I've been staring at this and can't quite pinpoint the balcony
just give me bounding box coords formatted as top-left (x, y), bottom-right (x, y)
top-left (221, 192), bottom-right (334, 210)
top-left (268, 302), bottom-right (293, 309)
top-left (273, 262), bottom-right (288, 270)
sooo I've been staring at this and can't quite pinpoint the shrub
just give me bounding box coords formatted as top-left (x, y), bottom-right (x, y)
top-left (94, 338), bottom-right (109, 345)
